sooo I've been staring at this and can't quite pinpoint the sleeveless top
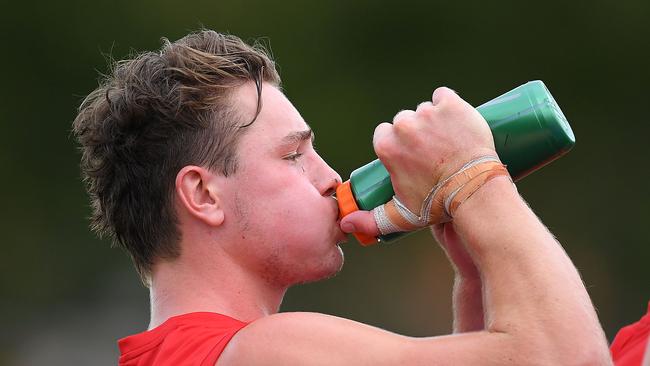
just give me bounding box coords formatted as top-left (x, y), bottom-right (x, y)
top-left (118, 312), bottom-right (248, 366)
top-left (611, 301), bottom-right (650, 365)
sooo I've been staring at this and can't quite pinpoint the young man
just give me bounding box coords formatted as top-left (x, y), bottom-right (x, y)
top-left (73, 30), bottom-right (612, 365)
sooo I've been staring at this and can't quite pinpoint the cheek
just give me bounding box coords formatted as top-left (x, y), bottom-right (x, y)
top-left (230, 187), bottom-right (343, 285)
top-left (233, 185), bottom-right (325, 234)
top-left (256, 182), bottom-right (329, 226)
top-left (261, 198), bottom-right (330, 240)
top-left (233, 163), bottom-right (335, 241)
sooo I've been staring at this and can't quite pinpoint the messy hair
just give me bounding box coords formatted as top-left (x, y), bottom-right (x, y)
top-left (72, 30), bottom-right (280, 284)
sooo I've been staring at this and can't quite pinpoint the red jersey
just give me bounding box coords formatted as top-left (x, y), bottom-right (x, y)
top-left (118, 312), bottom-right (249, 366)
top-left (611, 301), bottom-right (650, 366)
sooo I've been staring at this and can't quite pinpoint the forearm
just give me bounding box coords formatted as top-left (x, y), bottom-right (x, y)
top-left (451, 275), bottom-right (484, 333)
top-left (431, 224), bottom-right (485, 333)
top-left (452, 176), bottom-right (610, 359)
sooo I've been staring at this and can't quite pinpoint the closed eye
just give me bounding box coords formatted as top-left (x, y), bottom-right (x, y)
top-left (284, 152), bottom-right (304, 161)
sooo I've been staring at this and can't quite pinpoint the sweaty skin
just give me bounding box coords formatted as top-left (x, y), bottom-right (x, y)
top-left (152, 83), bottom-right (611, 365)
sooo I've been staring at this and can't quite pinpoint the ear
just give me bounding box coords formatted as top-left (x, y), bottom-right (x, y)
top-left (175, 166), bottom-right (225, 227)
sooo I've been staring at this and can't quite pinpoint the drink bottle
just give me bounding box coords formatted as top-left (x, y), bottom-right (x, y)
top-left (336, 80), bottom-right (575, 245)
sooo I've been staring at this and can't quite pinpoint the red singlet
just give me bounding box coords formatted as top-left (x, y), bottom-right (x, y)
top-left (118, 312), bottom-right (248, 366)
top-left (611, 301), bottom-right (650, 366)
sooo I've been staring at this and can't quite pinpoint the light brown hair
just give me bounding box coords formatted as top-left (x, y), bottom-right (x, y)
top-left (72, 30), bottom-right (280, 284)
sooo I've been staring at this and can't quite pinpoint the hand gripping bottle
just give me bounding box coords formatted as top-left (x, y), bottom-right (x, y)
top-left (336, 80), bottom-right (575, 245)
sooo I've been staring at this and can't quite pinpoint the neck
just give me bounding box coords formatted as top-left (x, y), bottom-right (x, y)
top-left (148, 245), bottom-right (287, 329)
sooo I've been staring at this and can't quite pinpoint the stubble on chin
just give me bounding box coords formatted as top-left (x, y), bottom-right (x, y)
top-left (260, 245), bottom-right (345, 288)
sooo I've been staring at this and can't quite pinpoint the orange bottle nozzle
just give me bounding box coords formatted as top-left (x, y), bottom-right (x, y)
top-left (336, 180), bottom-right (379, 246)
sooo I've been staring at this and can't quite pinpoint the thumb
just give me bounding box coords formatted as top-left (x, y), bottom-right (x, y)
top-left (340, 210), bottom-right (380, 237)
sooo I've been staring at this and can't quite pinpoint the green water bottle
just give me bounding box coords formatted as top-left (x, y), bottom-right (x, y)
top-left (336, 80), bottom-right (575, 245)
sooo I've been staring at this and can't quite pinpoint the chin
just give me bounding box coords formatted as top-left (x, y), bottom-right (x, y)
top-left (294, 245), bottom-right (345, 286)
top-left (261, 237), bottom-right (345, 288)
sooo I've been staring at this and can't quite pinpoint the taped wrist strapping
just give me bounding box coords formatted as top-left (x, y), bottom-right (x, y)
top-left (373, 155), bottom-right (511, 235)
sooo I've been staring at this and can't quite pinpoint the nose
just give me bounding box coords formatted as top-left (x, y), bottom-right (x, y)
top-left (322, 176), bottom-right (341, 197)
top-left (312, 154), bottom-right (342, 197)
top-left (321, 169), bottom-right (342, 197)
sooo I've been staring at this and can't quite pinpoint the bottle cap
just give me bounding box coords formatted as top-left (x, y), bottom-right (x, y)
top-left (336, 181), bottom-right (379, 246)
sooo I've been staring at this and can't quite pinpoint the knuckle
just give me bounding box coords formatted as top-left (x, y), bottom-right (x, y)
top-left (392, 110), bottom-right (415, 134)
top-left (435, 86), bottom-right (455, 96)
top-left (447, 98), bottom-right (473, 116)
top-left (436, 96), bottom-right (468, 116)
top-left (391, 109), bottom-right (413, 124)
top-left (432, 86), bottom-right (457, 106)
top-left (415, 102), bottom-right (435, 118)
top-left (374, 135), bottom-right (397, 161)
top-left (392, 118), bottom-right (406, 132)
top-left (373, 122), bottom-right (391, 141)
top-left (373, 122), bottom-right (388, 134)
top-left (373, 137), bottom-right (392, 159)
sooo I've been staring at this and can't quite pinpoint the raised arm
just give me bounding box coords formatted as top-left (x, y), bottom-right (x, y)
top-left (218, 87), bottom-right (611, 366)
top-left (432, 223), bottom-right (484, 333)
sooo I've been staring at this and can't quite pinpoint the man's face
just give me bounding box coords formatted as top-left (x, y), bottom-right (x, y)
top-left (219, 82), bottom-right (346, 287)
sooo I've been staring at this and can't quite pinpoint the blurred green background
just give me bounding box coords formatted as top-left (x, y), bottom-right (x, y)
top-left (1, 0), bottom-right (648, 364)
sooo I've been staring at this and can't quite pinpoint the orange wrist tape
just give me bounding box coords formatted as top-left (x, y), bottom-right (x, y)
top-left (375, 156), bottom-right (511, 235)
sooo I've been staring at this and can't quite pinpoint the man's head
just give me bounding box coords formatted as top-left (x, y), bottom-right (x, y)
top-left (73, 30), bottom-right (344, 285)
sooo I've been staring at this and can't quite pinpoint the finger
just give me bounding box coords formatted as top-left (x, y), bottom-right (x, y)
top-left (373, 122), bottom-right (392, 146)
top-left (340, 210), bottom-right (380, 237)
top-left (431, 86), bottom-right (458, 106)
top-left (392, 109), bottom-right (416, 124)
top-left (416, 101), bottom-right (434, 112)
top-left (373, 122), bottom-right (394, 160)
top-left (415, 101), bottom-right (436, 119)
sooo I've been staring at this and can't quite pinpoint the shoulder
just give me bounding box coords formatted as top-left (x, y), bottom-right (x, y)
top-left (217, 312), bottom-right (413, 366)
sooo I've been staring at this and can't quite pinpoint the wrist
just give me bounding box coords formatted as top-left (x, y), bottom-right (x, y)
top-left (436, 147), bottom-right (498, 185)
top-left (452, 175), bottom-right (524, 256)
top-left (376, 155), bottom-right (508, 236)
top-left (453, 175), bottom-right (520, 223)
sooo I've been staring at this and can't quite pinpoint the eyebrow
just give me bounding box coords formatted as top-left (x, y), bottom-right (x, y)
top-left (281, 129), bottom-right (314, 146)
